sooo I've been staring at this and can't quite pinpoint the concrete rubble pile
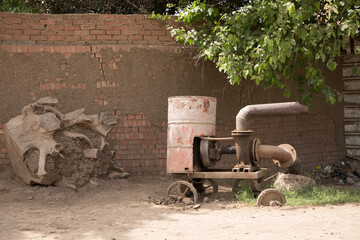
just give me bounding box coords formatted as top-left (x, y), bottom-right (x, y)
top-left (4, 97), bottom-right (129, 188)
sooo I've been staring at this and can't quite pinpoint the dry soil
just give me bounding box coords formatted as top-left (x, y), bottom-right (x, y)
top-left (1, 166), bottom-right (360, 240)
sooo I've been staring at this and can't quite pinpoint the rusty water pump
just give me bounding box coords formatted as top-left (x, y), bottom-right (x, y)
top-left (166, 96), bottom-right (308, 206)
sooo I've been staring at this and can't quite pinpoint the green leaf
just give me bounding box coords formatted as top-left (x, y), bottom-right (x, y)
top-left (288, 3), bottom-right (295, 17)
top-left (208, 7), bottom-right (214, 16)
top-left (243, 69), bottom-right (250, 79)
top-left (300, 30), bottom-right (307, 40)
top-left (284, 88), bottom-right (291, 98)
top-left (327, 59), bottom-right (337, 71)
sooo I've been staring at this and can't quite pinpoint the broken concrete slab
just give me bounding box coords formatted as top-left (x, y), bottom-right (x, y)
top-left (274, 172), bottom-right (314, 191)
top-left (4, 97), bottom-right (129, 187)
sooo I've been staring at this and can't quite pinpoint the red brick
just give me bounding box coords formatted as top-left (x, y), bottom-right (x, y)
top-left (40, 83), bottom-right (50, 91)
top-left (131, 15), bottom-right (146, 20)
top-left (0, 12), bottom-right (15, 18)
top-left (64, 25), bottom-right (79, 31)
top-left (81, 35), bottom-right (96, 40)
top-left (112, 35), bottom-right (127, 40)
top-left (4, 18), bottom-right (21, 24)
top-left (97, 35), bottom-right (112, 40)
top-left (151, 30), bottom-right (166, 36)
top-left (122, 30), bottom-right (139, 35)
top-left (5, 29), bottom-right (22, 35)
top-left (132, 40), bottom-right (148, 45)
top-left (90, 30), bottom-right (105, 35)
top-left (139, 30), bottom-right (152, 36)
top-left (65, 35), bottom-right (81, 41)
top-left (13, 35), bottom-right (30, 40)
top-left (31, 35), bottom-right (47, 41)
top-left (106, 30), bottom-right (121, 35)
top-left (74, 30), bottom-right (90, 35)
top-left (96, 25), bottom-right (112, 30)
top-left (98, 15), bottom-right (116, 20)
top-left (57, 30), bottom-right (74, 36)
top-left (23, 29), bottom-right (40, 35)
top-left (111, 25), bottom-right (129, 31)
top-left (128, 35), bottom-right (143, 40)
top-left (73, 19), bottom-right (90, 25)
top-left (13, 24), bottom-right (30, 30)
top-left (136, 19), bottom-right (155, 25)
top-left (159, 36), bottom-right (173, 42)
top-left (80, 25), bottom-right (96, 30)
top-left (31, 24), bottom-right (46, 30)
top-left (0, 34), bottom-right (12, 40)
top-left (143, 24), bottom-right (163, 30)
top-left (41, 30), bottom-right (57, 36)
top-left (39, 19), bottom-right (57, 25)
top-left (144, 35), bottom-right (159, 41)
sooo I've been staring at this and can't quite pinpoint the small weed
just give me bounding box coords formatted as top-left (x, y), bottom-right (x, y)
top-left (285, 185), bottom-right (360, 206)
top-left (233, 183), bottom-right (360, 206)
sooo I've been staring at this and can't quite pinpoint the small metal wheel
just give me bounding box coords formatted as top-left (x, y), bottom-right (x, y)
top-left (166, 180), bottom-right (199, 204)
top-left (193, 178), bottom-right (218, 194)
top-left (256, 189), bottom-right (286, 207)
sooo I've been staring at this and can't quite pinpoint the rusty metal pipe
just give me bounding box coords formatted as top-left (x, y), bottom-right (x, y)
top-left (220, 145), bottom-right (236, 154)
top-left (236, 102), bottom-right (308, 131)
top-left (257, 144), bottom-right (297, 168)
top-left (258, 145), bottom-right (292, 162)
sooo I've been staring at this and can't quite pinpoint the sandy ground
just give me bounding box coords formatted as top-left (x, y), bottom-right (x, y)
top-left (1, 167), bottom-right (360, 240)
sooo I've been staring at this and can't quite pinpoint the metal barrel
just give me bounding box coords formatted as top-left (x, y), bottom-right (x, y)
top-left (167, 96), bottom-right (217, 173)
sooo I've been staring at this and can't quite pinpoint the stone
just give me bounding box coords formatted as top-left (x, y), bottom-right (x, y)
top-left (89, 179), bottom-right (99, 186)
top-left (182, 197), bottom-right (194, 205)
top-left (323, 166), bottom-right (332, 175)
top-left (274, 173), bottom-right (314, 191)
top-left (203, 197), bottom-right (209, 203)
top-left (346, 177), bottom-right (355, 184)
top-left (193, 204), bottom-right (201, 209)
top-left (108, 171), bottom-right (130, 179)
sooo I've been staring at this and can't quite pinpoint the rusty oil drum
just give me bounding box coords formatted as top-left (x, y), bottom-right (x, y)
top-left (167, 96), bottom-right (216, 173)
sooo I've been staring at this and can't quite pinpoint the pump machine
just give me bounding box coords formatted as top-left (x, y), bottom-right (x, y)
top-left (166, 96), bottom-right (308, 206)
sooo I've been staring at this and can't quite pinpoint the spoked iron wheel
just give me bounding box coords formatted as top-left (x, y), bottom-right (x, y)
top-left (166, 180), bottom-right (199, 204)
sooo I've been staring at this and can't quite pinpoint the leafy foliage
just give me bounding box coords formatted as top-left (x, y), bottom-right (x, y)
top-left (0, 0), bottom-right (38, 12)
top-left (160, 0), bottom-right (360, 104)
top-left (1, 0), bottom-right (181, 14)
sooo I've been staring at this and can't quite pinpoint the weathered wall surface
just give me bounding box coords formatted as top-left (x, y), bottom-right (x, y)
top-left (0, 12), bottom-right (345, 175)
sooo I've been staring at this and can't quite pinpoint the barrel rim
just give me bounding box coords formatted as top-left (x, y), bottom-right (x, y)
top-left (168, 96), bottom-right (217, 101)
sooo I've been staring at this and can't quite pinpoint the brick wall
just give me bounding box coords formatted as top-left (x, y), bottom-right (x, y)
top-left (0, 12), bottom-right (175, 46)
top-left (0, 12), bottom-right (345, 176)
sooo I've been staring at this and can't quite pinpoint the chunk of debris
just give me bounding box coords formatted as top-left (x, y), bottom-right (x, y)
top-left (274, 172), bottom-right (313, 191)
top-left (193, 204), bottom-right (201, 209)
top-left (182, 197), bottom-right (194, 205)
top-left (4, 97), bottom-right (129, 187)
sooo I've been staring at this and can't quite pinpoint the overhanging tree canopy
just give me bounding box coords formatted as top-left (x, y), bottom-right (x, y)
top-left (156, 0), bottom-right (360, 104)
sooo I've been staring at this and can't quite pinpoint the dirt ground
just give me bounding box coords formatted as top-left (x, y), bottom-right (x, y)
top-left (1, 166), bottom-right (360, 240)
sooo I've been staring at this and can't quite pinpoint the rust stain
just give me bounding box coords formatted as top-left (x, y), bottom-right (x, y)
top-left (202, 99), bottom-right (210, 113)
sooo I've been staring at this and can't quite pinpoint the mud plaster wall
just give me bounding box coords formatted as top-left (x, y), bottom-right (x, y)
top-left (0, 12), bottom-right (345, 175)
